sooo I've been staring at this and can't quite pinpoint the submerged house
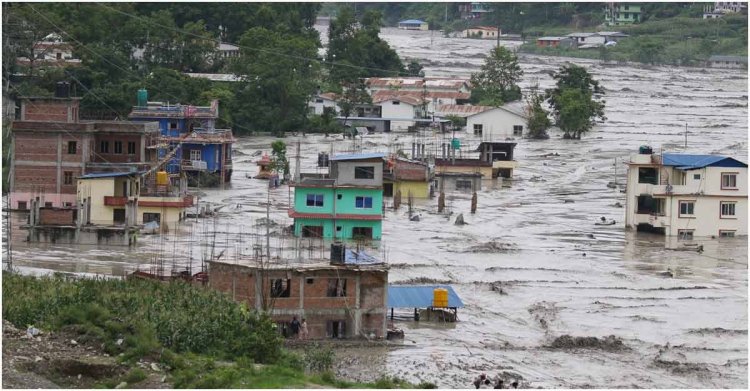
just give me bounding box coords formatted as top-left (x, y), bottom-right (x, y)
top-left (128, 90), bottom-right (234, 186)
top-left (383, 155), bottom-right (433, 198)
top-left (398, 19), bottom-right (429, 31)
top-left (624, 147), bottom-right (747, 238)
top-left (208, 244), bottom-right (388, 339)
top-left (289, 153), bottom-right (385, 240)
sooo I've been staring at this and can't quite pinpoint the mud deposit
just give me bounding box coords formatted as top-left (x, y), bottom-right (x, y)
top-left (3, 23), bottom-right (748, 388)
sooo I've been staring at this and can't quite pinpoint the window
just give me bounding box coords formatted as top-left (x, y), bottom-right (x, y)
top-left (720, 202), bottom-right (736, 217)
top-left (721, 173), bottom-right (737, 189)
top-left (355, 196), bottom-right (373, 209)
top-left (327, 320), bottom-right (346, 339)
top-left (270, 278), bottom-right (291, 298)
top-left (693, 174), bottom-right (700, 180)
top-left (169, 121), bottom-right (178, 130)
top-left (302, 225), bottom-right (323, 237)
top-left (315, 99), bottom-right (324, 103)
top-left (354, 166), bottom-right (375, 179)
top-left (114, 141), bottom-right (123, 154)
top-left (113, 209), bottom-right (126, 223)
top-left (67, 141), bottom-right (77, 154)
top-left (679, 201), bottom-right (695, 216)
top-left (638, 167), bottom-right (658, 184)
top-left (719, 230), bottom-right (736, 237)
top-left (190, 149), bottom-right (201, 161)
top-left (306, 278), bottom-right (314, 284)
top-left (63, 171), bottom-right (73, 185)
top-left (100, 140), bottom-right (109, 153)
top-left (17, 201), bottom-right (27, 210)
top-left (327, 278), bottom-right (347, 297)
top-left (473, 124), bottom-right (483, 136)
top-left (337, 194), bottom-right (342, 200)
top-left (513, 125), bottom-right (523, 136)
top-left (353, 227), bottom-right (373, 239)
top-left (677, 230), bottom-right (694, 240)
top-left (336, 226), bottom-right (342, 232)
top-left (64, 202), bottom-right (73, 208)
top-left (56, 52), bottom-right (62, 60)
top-left (44, 202), bottom-right (53, 208)
top-left (392, 100), bottom-right (400, 105)
top-left (127, 141), bottom-right (136, 155)
top-left (456, 179), bottom-right (473, 190)
top-left (143, 212), bottom-right (161, 224)
top-left (306, 194), bottom-right (324, 207)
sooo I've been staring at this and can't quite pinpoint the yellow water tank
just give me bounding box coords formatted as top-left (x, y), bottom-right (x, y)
top-left (432, 288), bottom-right (448, 308)
top-left (156, 171), bottom-right (169, 186)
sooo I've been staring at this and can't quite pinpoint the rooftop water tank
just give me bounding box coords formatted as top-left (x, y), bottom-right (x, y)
top-left (639, 145), bottom-right (653, 155)
top-left (137, 88), bottom-right (148, 107)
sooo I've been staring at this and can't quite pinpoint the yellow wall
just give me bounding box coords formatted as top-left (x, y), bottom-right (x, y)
top-left (435, 165), bottom-right (492, 178)
top-left (137, 200), bottom-right (185, 232)
top-left (77, 178), bottom-right (116, 225)
top-left (394, 180), bottom-right (430, 199)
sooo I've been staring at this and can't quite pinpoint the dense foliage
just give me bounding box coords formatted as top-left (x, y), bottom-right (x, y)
top-left (546, 65), bottom-right (605, 139)
top-left (525, 88), bottom-right (551, 139)
top-left (469, 46), bottom-right (523, 106)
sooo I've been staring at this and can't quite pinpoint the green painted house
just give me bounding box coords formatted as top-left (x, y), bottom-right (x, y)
top-left (289, 153), bottom-right (385, 240)
top-left (604, 3), bottom-right (641, 26)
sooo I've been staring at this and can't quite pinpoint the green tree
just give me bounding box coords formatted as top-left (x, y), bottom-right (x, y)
top-left (231, 27), bottom-right (320, 135)
top-left (469, 46), bottom-right (523, 106)
top-left (269, 140), bottom-right (289, 177)
top-left (546, 65), bottom-right (605, 139)
top-left (336, 79), bottom-right (372, 128)
top-left (525, 87), bottom-right (551, 139)
top-left (406, 59), bottom-right (424, 77)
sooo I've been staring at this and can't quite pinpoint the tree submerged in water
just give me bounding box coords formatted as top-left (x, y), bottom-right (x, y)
top-left (546, 64), bottom-right (605, 139)
top-left (470, 46), bottom-right (523, 107)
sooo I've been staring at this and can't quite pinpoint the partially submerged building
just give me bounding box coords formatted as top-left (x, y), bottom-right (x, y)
top-left (383, 156), bottom-right (433, 198)
top-left (208, 244), bottom-right (388, 339)
top-left (128, 90), bottom-right (234, 185)
top-left (624, 147), bottom-right (747, 237)
top-left (289, 153), bottom-right (385, 240)
top-left (436, 102), bottom-right (528, 140)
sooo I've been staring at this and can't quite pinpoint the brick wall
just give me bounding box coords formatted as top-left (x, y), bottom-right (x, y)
top-left (39, 208), bottom-right (76, 225)
top-left (13, 132), bottom-right (60, 162)
top-left (92, 134), bottom-right (145, 163)
top-left (21, 99), bottom-right (79, 122)
top-left (13, 165), bottom-right (58, 193)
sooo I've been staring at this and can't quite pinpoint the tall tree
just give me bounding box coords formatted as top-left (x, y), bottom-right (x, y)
top-left (469, 46), bottom-right (523, 106)
top-left (336, 79), bottom-right (372, 128)
top-left (546, 65), bottom-right (605, 139)
top-left (525, 85), bottom-right (551, 139)
top-left (231, 27), bottom-right (320, 136)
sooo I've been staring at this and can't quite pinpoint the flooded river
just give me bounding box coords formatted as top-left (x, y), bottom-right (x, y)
top-left (3, 26), bottom-right (748, 388)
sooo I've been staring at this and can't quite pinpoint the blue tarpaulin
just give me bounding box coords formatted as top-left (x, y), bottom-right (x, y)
top-left (387, 285), bottom-right (464, 308)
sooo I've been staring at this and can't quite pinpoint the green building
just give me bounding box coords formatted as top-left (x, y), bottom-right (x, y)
top-left (289, 153), bottom-right (385, 240)
top-left (604, 3), bottom-right (641, 26)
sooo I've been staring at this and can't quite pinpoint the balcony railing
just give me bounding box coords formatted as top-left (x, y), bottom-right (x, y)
top-left (182, 160), bottom-right (208, 171)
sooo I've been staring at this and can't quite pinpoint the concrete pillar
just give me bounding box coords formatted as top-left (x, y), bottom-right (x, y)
top-left (56, 133), bottom-right (62, 198)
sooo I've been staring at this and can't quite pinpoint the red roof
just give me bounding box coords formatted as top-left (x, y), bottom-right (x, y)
top-left (288, 209), bottom-right (382, 221)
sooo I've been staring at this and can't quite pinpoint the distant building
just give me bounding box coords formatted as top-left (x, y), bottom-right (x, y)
top-left (597, 31), bottom-right (629, 43)
top-left (566, 32), bottom-right (606, 46)
top-left (708, 55), bottom-right (748, 69)
top-left (536, 36), bottom-right (576, 48)
top-left (604, 3), bottom-right (642, 26)
top-left (624, 148), bottom-right (747, 237)
top-left (398, 19), bottom-right (429, 31)
top-left (289, 153), bottom-right (385, 240)
top-left (308, 92), bottom-right (339, 116)
top-left (458, 2), bottom-right (493, 19)
top-left (463, 26), bottom-right (501, 39)
top-left (15, 33), bottom-right (82, 69)
top-left (704, 1), bottom-right (747, 18)
top-left (436, 102), bottom-right (528, 141)
top-left (217, 43), bottom-right (240, 58)
top-left (207, 244), bottom-right (388, 340)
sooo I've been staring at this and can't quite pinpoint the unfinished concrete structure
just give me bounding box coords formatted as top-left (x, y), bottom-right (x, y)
top-left (208, 245), bottom-right (388, 339)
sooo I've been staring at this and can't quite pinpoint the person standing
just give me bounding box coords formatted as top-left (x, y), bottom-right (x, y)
top-left (290, 316), bottom-right (301, 339)
top-left (300, 318), bottom-right (309, 340)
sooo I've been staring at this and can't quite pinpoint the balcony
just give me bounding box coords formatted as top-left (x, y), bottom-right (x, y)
top-left (104, 196), bottom-right (127, 206)
top-left (182, 160), bottom-right (208, 171)
top-left (138, 195), bottom-right (194, 208)
top-left (634, 213), bottom-right (670, 227)
top-left (649, 184), bottom-right (701, 196)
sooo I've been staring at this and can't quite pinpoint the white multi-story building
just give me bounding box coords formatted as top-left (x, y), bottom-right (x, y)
top-left (625, 150), bottom-right (747, 238)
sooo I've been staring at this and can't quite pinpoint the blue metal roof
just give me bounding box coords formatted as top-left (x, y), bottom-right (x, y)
top-left (388, 285), bottom-right (464, 308)
top-left (330, 152), bottom-right (386, 161)
top-left (400, 19), bottom-right (425, 24)
top-left (78, 171), bottom-right (142, 179)
top-left (662, 154), bottom-right (747, 170)
top-left (344, 249), bottom-right (382, 265)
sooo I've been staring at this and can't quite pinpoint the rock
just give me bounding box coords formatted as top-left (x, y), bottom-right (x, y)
top-left (454, 213), bottom-right (466, 226)
top-left (410, 215), bottom-right (420, 222)
top-left (116, 338), bottom-right (124, 346)
top-left (77, 374), bottom-right (82, 379)
top-left (161, 375), bottom-right (167, 383)
top-left (35, 356), bottom-right (43, 362)
top-left (115, 381), bottom-right (128, 389)
top-left (151, 363), bottom-right (161, 372)
top-left (70, 339), bottom-right (78, 346)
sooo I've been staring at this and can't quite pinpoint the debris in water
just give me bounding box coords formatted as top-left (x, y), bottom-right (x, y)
top-left (548, 335), bottom-right (627, 351)
top-left (454, 213), bottom-right (466, 225)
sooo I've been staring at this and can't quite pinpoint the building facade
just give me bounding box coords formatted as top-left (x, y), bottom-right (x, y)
top-left (398, 19), bottom-right (429, 30)
top-left (708, 55), bottom-right (748, 69)
top-left (604, 3), bottom-right (642, 26)
top-left (624, 150), bottom-right (747, 237)
top-left (207, 247), bottom-right (388, 340)
top-left (289, 153), bottom-right (385, 240)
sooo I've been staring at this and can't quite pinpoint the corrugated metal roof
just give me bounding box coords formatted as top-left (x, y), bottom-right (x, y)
top-left (436, 104), bottom-right (494, 116)
top-left (79, 171), bottom-right (141, 179)
top-left (387, 285), bottom-right (464, 308)
top-left (399, 19), bottom-right (425, 24)
top-left (330, 152), bottom-right (387, 161)
top-left (566, 32), bottom-right (599, 37)
top-left (662, 154), bottom-right (747, 169)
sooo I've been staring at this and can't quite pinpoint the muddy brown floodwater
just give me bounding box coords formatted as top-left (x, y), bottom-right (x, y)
top-left (3, 25), bottom-right (747, 388)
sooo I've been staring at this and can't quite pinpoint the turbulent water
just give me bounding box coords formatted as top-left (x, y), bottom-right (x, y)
top-left (3, 25), bottom-right (748, 388)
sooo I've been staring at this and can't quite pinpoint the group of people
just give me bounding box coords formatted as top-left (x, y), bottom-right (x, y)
top-left (289, 316), bottom-right (309, 340)
top-left (473, 373), bottom-right (519, 389)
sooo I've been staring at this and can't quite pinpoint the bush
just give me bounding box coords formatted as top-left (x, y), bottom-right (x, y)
top-left (303, 343), bottom-right (335, 373)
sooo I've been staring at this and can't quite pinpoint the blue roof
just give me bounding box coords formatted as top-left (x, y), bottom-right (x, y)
top-left (344, 249), bottom-right (382, 265)
top-left (78, 171), bottom-right (142, 179)
top-left (330, 152), bottom-right (386, 161)
top-left (400, 19), bottom-right (425, 24)
top-left (388, 285), bottom-right (464, 308)
top-left (662, 154), bottom-right (747, 170)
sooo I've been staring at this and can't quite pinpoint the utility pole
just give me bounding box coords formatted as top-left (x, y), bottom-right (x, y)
top-left (684, 122), bottom-right (688, 149)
